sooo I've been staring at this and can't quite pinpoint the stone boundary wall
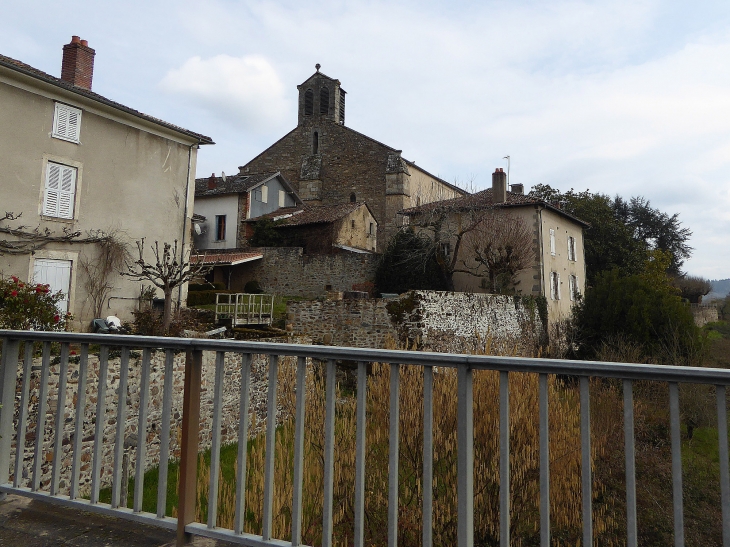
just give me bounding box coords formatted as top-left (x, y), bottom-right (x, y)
top-left (237, 247), bottom-right (379, 297)
top-left (692, 305), bottom-right (719, 327)
top-left (287, 291), bottom-right (542, 353)
top-left (8, 336), bottom-right (310, 496)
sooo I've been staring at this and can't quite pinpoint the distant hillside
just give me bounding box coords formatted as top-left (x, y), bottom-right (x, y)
top-left (706, 278), bottom-right (730, 302)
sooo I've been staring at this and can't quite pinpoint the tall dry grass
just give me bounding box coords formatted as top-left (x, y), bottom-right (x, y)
top-left (193, 339), bottom-right (626, 546)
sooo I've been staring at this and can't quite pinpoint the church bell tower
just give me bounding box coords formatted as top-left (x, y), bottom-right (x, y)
top-left (297, 64), bottom-right (346, 126)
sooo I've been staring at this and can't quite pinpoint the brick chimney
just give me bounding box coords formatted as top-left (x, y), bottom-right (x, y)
top-left (492, 168), bottom-right (507, 204)
top-left (208, 173), bottom-right (217, 190)
top-left (61, 36), bottom-right (95, 90)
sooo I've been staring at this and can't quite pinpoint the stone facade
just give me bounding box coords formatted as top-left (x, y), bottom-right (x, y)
top-left (7, 341), bottom-right (309, 495)
top-left (238, 69), bottom-right (464, 244)
top-left (286, 290), bottom-right (543, 353)
top-left (692, 304), bottom-right (719, 327)
top-left (220, 247), bottom-right (379, 297)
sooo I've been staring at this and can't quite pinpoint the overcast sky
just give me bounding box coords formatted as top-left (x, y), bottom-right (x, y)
top-left (4, 0), bottom-right (730, 278)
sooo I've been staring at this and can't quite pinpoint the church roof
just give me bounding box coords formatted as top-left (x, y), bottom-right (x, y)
top-left (247, 201), bottom-right (375, 227)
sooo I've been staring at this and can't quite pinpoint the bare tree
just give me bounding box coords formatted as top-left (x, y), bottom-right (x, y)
top-left (122, 239), bottom-right (211, 334)
top-left (79, 230), bottom-right (130, 318)
top-left (460, 210), bottom-right (534, 293)
top-left (401, 201), bottom-right (533, 293)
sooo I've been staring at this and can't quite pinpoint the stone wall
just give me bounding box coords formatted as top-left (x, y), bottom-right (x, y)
top-left (8, 337), bottom-right (310, 496)
top-left (692, 304), bottom-right (719, 327)
top-left (232, 247), bottom-right (379, 297)
top-left (286, 291), bottom-right (543, 353)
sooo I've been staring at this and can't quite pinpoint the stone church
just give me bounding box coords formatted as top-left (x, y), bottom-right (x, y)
top-left (238, 66), bottom-right (466, 243)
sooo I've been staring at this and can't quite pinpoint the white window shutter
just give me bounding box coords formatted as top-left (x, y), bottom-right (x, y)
top-left (569, 275), bottom-right (576, 301)
top-left (549, 229), bottom-right (555, 255)
top-left (44, 162), bottom-right (76, 218)
top-left (279, 189), bottom-right (285, 207)
top-left (556, 272), bottom-right (561, 300)
top-left (261, 185), bottom-right (268, 203)
top-left (53, 103), bottom-right (82, 143)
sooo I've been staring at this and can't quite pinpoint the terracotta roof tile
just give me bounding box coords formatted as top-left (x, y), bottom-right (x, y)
top-left (401, 188), bottom-right (589, 226)
top-left (248, 202), bottom-right (374, 227)
top-left (194, 172), bottom-right (280, 197)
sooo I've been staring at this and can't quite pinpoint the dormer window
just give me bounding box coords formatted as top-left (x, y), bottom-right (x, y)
top-left (304, 89), bottom-right (314, 116)
top-left (320, 87), bottom-right (329, 114)
top-left (52, 103), bottom-right (82, 143)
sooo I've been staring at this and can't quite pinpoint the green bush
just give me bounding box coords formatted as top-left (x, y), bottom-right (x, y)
top-left (244, 280), bottom-right (264, 294)
top-left (573, 268), bottom-right (701, 363)
top-left (375, 228), bottom-right (447, 294)
top-left (188, 281), bottom-right (225, 292)
top-left (0, 275), bottom-right (68, 330)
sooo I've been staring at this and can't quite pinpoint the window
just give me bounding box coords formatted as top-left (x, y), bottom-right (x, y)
top-left (550, 271), bottom-right (560, 300)
top-left (313, 131), bottom-right (319, 154)
top-left (279, 190), bottom-right (286, 207)
top-left (350, 193), bottom-right (356, 203)
top-left (304, 89), bottom-right (314, 116)
top-left (52, 103), bottom-right (81, 143)
top-left (43, 162), bottom-right (77, 219)
top-left (569, 275), bottom-right (578, 301)
top-left (215, 215), bottom-right (226, 241)
top-left (549, 229), bottom-right (556, 256)
top-left (320, 87), bottom-right (330, 114)
top-left (339, 92), bottom-right (345, 124)
top-left (261, 185), bottom-right (268, 203)
top-left (369, 222), bottom-right (375, 235)
top-left (441, 242), bottom-right (451, 257)
top-left (568, 236), bottom-right (576, 261)
top-left (351, 219), bottom-right (355, 229)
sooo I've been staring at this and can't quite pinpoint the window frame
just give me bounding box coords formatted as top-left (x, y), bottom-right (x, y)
top-left (568, 236), bottom-right (576, 261)
top-left (215, 215), bottom-right (226, 241)
top-left (549, 229), bottom-right (556, 256)
top-left (52, 102), bottom-right (82, 144)
top-left (550, 271), bottom-right (561, 300)
top-left (569, 274), bottom-right (578, 301)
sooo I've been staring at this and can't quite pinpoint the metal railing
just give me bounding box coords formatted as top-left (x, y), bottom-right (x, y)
top-left (0, 329), bottom-right (729, 547)
top-left (215, 293), bottom-right (275, 327)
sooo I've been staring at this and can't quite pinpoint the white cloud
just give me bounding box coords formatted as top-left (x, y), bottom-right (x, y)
top-left (158, 54), bottom-right (289, 133)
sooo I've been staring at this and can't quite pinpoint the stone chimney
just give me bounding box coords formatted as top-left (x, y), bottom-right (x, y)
top-left (61, 36), bottom-right (96, 90)
top-left (492, 168), bottom-right (507, 204)
top-left (207, 174), bottom-right (217, 190)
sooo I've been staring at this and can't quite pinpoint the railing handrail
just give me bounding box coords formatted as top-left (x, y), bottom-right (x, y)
top-left (2, 329), bottom-right (729, 385)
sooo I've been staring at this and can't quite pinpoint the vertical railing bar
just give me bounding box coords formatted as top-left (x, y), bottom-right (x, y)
top-left (112, 346), bottom-right (130, 509)
top-left (70, 344), bottom-right (89, 499)
top-left (624, 379), bottom-right (637, 547)
top-left (500, 370), bottom-right (510, 547)
top-left (539, 373), bottom-right (550, 547)
top-left (157, 349), bottom-right (174, 518)
top-left (91, 345), bottom-right (109, 504)
top-left (580, 376), bottom-right (592, 547)
top-left (133, 348), bottom-right (152, 513)
top-left (14, 342), bottom-right (35, 488)
top-left (669, 382), bottom-right (685, 547)
top-left (0, 339), bottom-right (20, 494)
top-left (322, 359), bottom-right (337, 547)
top-left (207, 351), bottom-right (226, 528)
top-left (354, 361), bottom-right (368, 547)
top-left (32, 342), bottom-right (51, 492)
top-left (422, 365), bottom-right (434, 547)
top-left (262, 354), bottom-right (278, 541)
top-left (291, 356), bottom-right (307, 546)
top-left (457, 364), bottom-right (474, 547)
top-left (388, 363), bottom-right (400, 547)
top-left (50, 343), bottom-right (70, 497)
top-left (234, 353), bottom-right (252, 535)
top-left (717, 385), bottom-right (730, 547)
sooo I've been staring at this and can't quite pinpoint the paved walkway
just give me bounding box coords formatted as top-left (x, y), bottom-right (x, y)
top-left (0, 494), bottom-right (240, 547)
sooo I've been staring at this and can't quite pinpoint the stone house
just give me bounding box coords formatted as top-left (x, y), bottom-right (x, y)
top-left (192, 172), bottom-right (300, 250)
top-left (235, 66), bottom-right (466, 244)
top-left (244, 201), bottom-right (378, 253)
top-left (401, 169), bottom-right (589, 324)
top-left (0, 36), bottom-right (213, 328)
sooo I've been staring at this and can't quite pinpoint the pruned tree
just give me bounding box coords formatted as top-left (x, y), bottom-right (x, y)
top-left (460, 210), bottom-right (534, 293)
top-left (673, 275), bottom-right (712, 304)
top-left (122, 239), bottom-right (211, 334)
top-left (79, 230), bottom-right (130, 318)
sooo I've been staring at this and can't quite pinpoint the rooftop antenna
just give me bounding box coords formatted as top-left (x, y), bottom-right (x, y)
top-left (503, 155), bottom-right (510, 187)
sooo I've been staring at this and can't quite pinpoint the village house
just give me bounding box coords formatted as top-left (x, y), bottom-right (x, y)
top-left (0, 37), bottom-right (213, 328)
top-left (235, 65), bottom-right (466, 244)
top-left (401, 168), bottom-right (588, 324)
top-left (192, 172), bottom-right (301, 251)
